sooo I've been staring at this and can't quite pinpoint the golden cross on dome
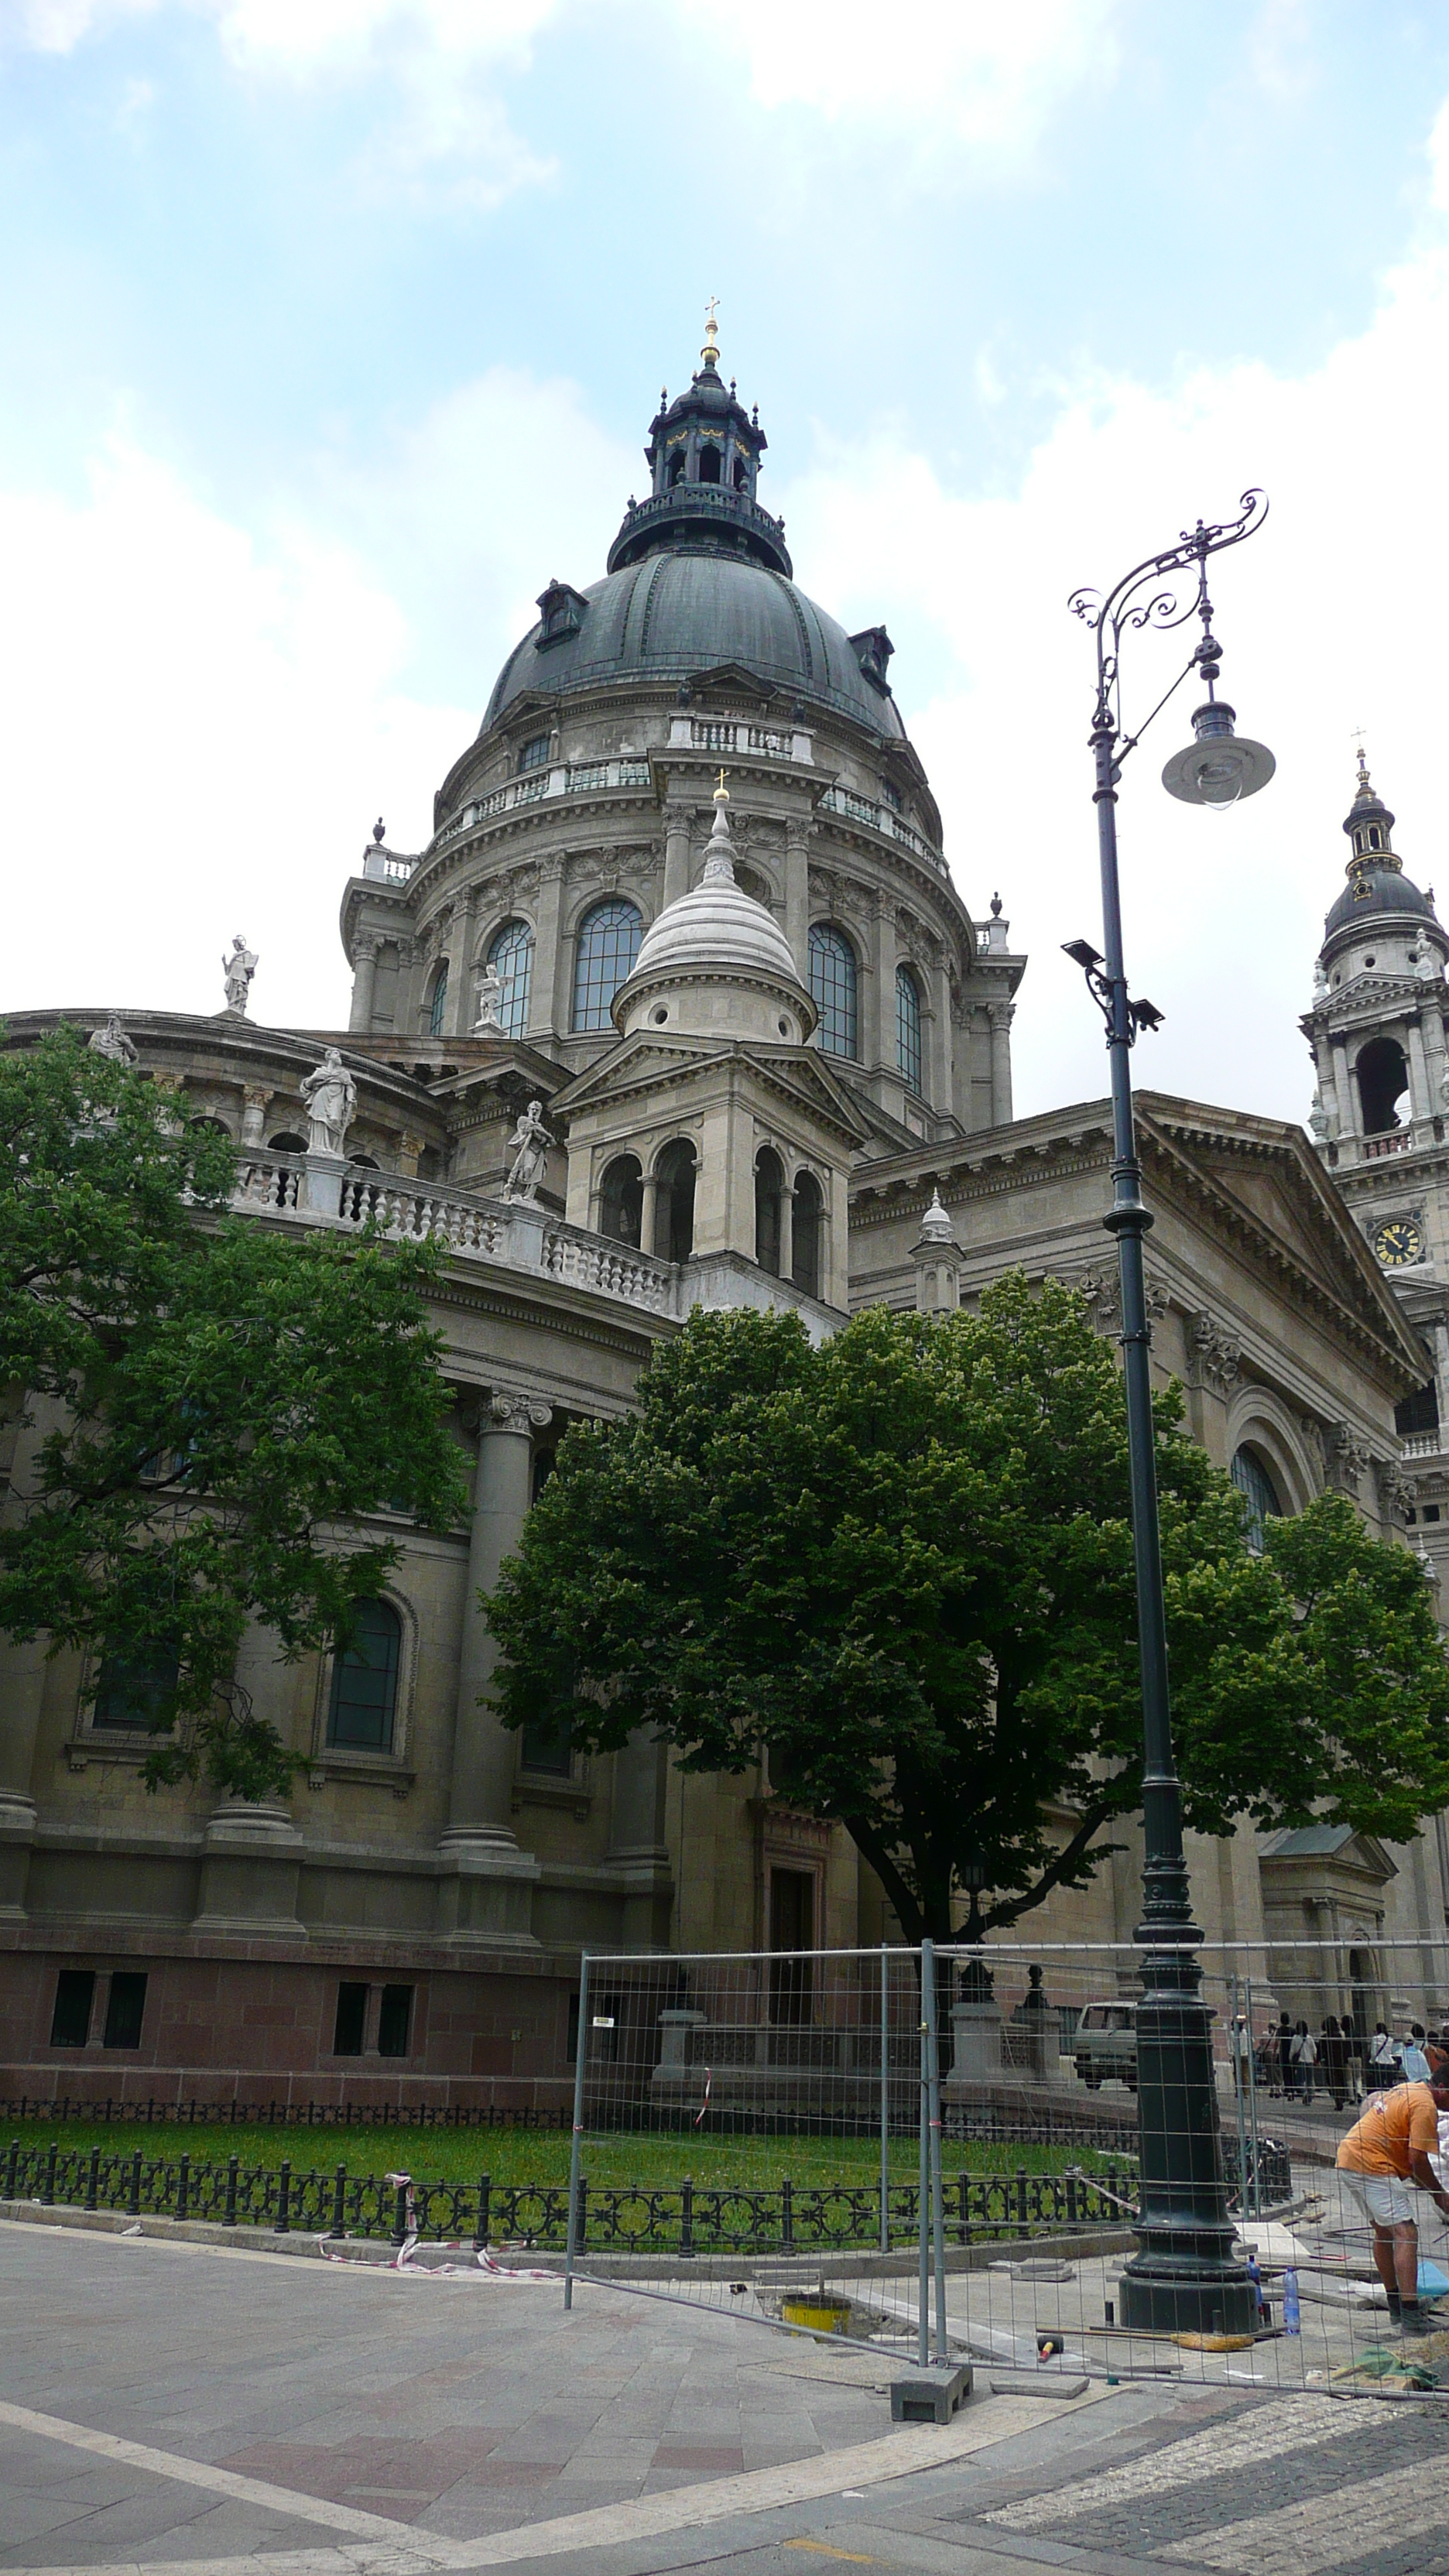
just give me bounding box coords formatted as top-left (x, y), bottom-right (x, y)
top-left (702, 296), bottom-right (720, 363)
top-left (1351, 727), bottom-right (1370, 788)
top-left (715, 767), bottom-right (729, 798)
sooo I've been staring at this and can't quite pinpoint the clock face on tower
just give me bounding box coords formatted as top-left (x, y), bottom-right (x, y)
top-left (1372, 1215), bottom-right (1425, 1268)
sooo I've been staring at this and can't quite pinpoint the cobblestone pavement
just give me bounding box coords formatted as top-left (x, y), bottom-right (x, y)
top-left (3, 2216), bottom-right (1449, 2576)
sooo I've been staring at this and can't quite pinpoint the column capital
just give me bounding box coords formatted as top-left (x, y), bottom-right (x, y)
top-left (489, 1390), bottom-right (553, 1435)
top-left (352, 932), bottom-right (382, 962)
top-left (987, 999), bottom-right (1016, 1031)
top-left (785, 815), bottom-right (814, 854)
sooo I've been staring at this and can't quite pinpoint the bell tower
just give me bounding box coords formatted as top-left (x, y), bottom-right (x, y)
top-left (1303, 751), bottom-right (1449, 1495)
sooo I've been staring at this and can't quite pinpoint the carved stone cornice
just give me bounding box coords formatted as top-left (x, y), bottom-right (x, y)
top-left (1325, 1420), bottom-right (1372, 1495)
top-left (1187, 1311), bottom-right (1242, 1398)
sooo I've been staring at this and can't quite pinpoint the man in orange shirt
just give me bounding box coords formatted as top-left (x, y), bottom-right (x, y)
top-left (1337, 2074), bottom-right (1449, 2333)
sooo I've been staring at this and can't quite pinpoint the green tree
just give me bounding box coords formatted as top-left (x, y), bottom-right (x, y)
top-left (486, 1277), bottom-right (1449, 1942)
top-left (0, 1026), bottom-right (468, 1797)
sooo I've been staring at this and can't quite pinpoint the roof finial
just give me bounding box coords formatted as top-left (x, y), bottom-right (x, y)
top-left (1351, 728), bottom-right (1370, 793)
top-left (703, 769), bottom-right (737, 886)
top-left (701, 296), bottom-right (720, 368)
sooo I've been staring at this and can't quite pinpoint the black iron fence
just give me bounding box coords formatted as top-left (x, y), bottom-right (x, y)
top-left (0, 2136), bottom-right (1171, 2253)
top-left (0, 2098), bottom-right (568, 2129)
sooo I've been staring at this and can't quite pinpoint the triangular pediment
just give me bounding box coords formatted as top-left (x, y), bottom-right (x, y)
top-left (553, 1032), bottom-right (875, 1148)
top-left (1136, 1093), bottom-right (1424, 1376)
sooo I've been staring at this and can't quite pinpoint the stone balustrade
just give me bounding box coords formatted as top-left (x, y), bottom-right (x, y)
top-left (231, 1149), bottom-right (679, 1318)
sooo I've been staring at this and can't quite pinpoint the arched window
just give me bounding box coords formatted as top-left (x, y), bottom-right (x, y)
top-left (668, 449), bottom-right (686, 487)
top-left (428, 961), bottom-right (449, 1037)
top-left (654, 1139), bottom-right (696, 1262)
top-left (189, 1115), bottom-right (232, 1139)
top-left (327, 1598), bottom-right (402, 1752)
top-left (267, 1131), bottom-right (306, 1153)
top-left (1231, 1446), bottom-right (1282, 1554)
top-left (809, 925), bottom-right (858, 1060)
top-left (755, 1147), bottom-right (786, 1276)
top-left (573, 899), bottom-right (643, 1032)
top-left (599, 1153), bottom-right (643, 1247)
top-left (793, 1170), bottom-right (823, 1300)
top-left (896, 965), bottom-right (923, 1095)
top-left (1356, 1034), bottom-right (1409, 1134)
top-left (486, 918), bottom-right (533, 1039)
top-left (697, 440), bottom-right (721, 485)
top-left (733, 455), bottom-right (748, 492)
top-left (93, 1641), bottom-right (180, 1731)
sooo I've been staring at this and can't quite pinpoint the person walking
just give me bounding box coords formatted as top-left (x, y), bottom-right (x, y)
top-left (1337, 2071), bottom-right (1449, 2333)
top-left (1403, 2026), bottom-right (1433, 2084)
top-left (1369, 2023), bottom-right (1402, 2087)
top-left (1276, 2012), bottom-right (1295, 2098)
top-left (1291, 2019), bottom-right (1318, 2102)
top-left (1323, 2016), bottom-right (1351, 2113)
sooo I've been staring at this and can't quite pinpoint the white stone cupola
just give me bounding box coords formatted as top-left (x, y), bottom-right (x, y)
top-left (1303, 751), bottom-right (1449, 1463)
top-left (1303, 752), bottom-right (1449, 1163)
top-left (554, 783), bottom-right (868, 1320)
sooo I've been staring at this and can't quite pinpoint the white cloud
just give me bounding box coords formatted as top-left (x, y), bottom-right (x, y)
top-left (6, 0), bottom-right (561, 201)
top-left (779, 224), bottom-right (1449, 1130)
top-left (0, 435), bottom-right (470, 1029)
top-left (0, 363), bottom-right (634, 1032)
top-left (707, 0), bottom-right (1120, 166)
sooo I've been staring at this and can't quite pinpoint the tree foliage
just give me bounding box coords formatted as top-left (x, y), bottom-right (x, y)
top-left (486, 1278), bottom-right (1449, 1941)
top-left (0, 1026), bottom-right (468, 1797)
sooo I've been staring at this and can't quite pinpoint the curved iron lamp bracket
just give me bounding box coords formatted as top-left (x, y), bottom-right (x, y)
top-left (1067, 489), bottom-right (1268, 752)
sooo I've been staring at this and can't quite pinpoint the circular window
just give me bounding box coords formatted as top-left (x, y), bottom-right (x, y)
top-left (778, 1018), bottom-right (792, 1038)
top-left (1365, 955), bottom-right (1376, 968)
top-left (652, 1005), bottom-right (669, 1025)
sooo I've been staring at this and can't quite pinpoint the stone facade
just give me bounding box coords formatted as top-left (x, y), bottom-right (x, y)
top-left (1, 342), bottom-right (1444, 2102)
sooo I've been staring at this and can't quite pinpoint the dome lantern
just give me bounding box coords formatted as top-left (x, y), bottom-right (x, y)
top-left (607, 308), bottom-right (791, 577)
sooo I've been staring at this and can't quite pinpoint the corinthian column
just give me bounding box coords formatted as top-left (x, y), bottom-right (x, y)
top-left (348, 936), bottom-right (380, 1035)
top-left (442, 1392), bottom-right (552, 1855)
top-left (0, 1410), bottom-right (54, 1915)
top-left (988, 999), bottom-right (1014, 1128)
top-left (663, 801), bottom-right (693, 909)
top-left (784, 818), bottom-right (811, 980)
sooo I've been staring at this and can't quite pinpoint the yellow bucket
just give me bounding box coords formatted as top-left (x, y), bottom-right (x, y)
top-left (781, 2297), bottom-right (851, 2334)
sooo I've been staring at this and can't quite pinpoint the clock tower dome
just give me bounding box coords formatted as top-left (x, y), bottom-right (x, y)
top-left (1303, 752), bottom-right (1449, 1555)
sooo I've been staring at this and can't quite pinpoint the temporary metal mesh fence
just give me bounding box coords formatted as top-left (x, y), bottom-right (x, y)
top-left (563, 1937), bottom-right (1449, 2402)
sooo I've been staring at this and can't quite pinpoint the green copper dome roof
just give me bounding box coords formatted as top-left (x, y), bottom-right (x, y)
top-left (483, 550), bottom-right (905, 740)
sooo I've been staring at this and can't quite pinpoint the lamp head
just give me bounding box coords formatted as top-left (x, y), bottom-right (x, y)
top-left (1162, 700), bottom-right (1276, 809)
top-left (1063, 937), bottom-right (1104, 972)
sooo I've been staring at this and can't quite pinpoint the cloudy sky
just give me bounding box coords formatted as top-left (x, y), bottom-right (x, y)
top-left (3, 0), bottom-right (1448, 1125)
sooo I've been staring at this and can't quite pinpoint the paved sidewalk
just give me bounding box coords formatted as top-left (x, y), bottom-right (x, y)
top-left (4, 2214), bottom-right (1449, 2576)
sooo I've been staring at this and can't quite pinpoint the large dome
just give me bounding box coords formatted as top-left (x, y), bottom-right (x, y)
top-left (483, 551), bottom-right (906, 741)
top-left (1324, 865), bottom-right (1437, 937)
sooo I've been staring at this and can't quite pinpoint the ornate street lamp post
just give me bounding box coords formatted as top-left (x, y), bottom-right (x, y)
top-left (1066, 493), bottom-right (1273, 2336)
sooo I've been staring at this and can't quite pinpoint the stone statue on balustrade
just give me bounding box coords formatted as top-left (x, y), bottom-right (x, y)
top-left (87, 1014), bottom-right (137, 1066)
top-left (502, 1099), bottom-right (553, 1204)
top-left (300, 1049), bottom-right (357, 1160)
top-left (221, 935), bottom-right (258, 1016)
top-left (473, 961), bottom-right (504, 1033)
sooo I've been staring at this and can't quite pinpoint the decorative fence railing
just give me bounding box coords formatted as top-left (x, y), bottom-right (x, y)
top-left (0, 2098), bottom-right (569, 2129)
top-left (1, 2139), bottom-right (1163, 2252)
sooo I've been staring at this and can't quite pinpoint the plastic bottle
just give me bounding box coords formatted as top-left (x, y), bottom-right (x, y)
top-left (1283, 2266), bottom-right (1300, 2335)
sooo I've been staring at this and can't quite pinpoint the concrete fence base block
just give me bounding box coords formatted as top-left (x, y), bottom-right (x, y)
top-left (889, 2360), bottom-right (973, 2424)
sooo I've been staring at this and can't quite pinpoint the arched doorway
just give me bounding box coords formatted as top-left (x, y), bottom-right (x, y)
top-left (1356, 1035), bottom-right (1410, 1135)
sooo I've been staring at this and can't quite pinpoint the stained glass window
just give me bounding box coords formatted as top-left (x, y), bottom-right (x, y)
top-left (327, 1598), bottom-right (402, 1751)
top-left (1231, 1447), bottom-right (1281, 1554)
top-left (896, 965), bottom-right (923, 1094)
top-left (573, 899), bottom-right (643, 1032)
top-left (487, 918), bottom-right (533, 1038)
top-left (808, 924), bottom-right (858, 1060)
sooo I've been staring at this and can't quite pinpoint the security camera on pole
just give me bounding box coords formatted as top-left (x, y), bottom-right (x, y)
top-left (1064, 493), bottom-right (1274, 2337)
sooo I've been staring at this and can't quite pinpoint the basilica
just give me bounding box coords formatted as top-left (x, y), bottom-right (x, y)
top-left (1, 326), bottom-right (1446, 2101)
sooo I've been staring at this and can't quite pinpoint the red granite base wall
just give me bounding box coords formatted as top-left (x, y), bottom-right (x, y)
top-left (0, 1946), bottom-right (579, 2115)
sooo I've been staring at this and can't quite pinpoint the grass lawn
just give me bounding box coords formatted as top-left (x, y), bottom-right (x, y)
top-left (0, 2119), bottom-right (1134, 2191)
